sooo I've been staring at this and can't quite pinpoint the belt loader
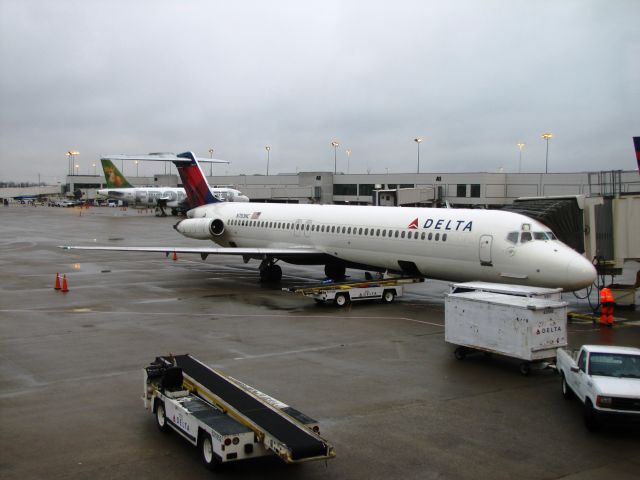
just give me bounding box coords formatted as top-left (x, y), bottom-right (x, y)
top-left (143, 354), bottom-right (336, 470)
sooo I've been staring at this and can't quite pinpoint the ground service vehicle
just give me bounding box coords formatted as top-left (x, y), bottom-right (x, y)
top-left (283, 276), bottom-right (424, 307)
top-left (445, 287), bottom-right (567, 375)
top-left (143, 354), bottom-right (335, 469)
top-left (556, 345), bottom-right (640, 430)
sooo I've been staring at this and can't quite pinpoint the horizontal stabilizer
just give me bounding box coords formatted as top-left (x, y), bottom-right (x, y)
top-left (101, 153), bottom-right (229, 164)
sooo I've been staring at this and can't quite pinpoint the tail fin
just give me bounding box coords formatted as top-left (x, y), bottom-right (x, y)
top-left (173, 152), bottom-right (220, 208)
top-left (101, 159), bottom-right (133, 188)
top-left (634, 137), bottom-right (640, 174)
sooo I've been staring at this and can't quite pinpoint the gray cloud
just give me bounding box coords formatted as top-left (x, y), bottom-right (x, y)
top-left (1, 0), bottom-right (638, 182)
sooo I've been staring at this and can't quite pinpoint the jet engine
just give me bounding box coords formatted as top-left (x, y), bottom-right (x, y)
top-left (175, 218), bottom-right (225, 240)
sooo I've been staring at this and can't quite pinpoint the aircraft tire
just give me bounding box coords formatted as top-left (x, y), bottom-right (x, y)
top-left (454, 347), bottom-right (467, 360)
top-left (325, 263), bottom-right (346, 280)
top-left (519, 362), bottom-right (531, 376)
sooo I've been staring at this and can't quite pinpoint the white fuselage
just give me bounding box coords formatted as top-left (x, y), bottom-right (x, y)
top-left (178, 202), bottom-right (596, 291)
top-left (97, 187), bottom-right (249, 208)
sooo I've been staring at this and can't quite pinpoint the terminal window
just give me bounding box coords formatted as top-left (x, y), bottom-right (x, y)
top-left (358, 184), bottom-right (375, 196)
top-left (333, 184), bottom-right (357, 195)
top-left (456, 184), bottom-right (467, 197)
top-left (470, 184), bottom-right (481, 197)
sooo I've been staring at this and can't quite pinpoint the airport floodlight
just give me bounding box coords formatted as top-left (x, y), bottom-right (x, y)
top-left (331, 141), bottom-right (339, 174)
top-left (414, 137), bottom-right (423, 174)
top-left (517, 143), bottom-right (525, 173)
top-left (346, 149), bottom-right (352, 174)
top-left (541, 133), bottom-right (553, 173)
top-left (66, 150), bottom-right (79, 175)
top-left (265, 146), bottom-right (271, 176)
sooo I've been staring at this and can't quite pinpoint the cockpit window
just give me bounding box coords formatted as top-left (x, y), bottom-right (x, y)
top-left (521, 232), bottom-right (532, 243)
top-left (506, 232), bottom-right (519, 244)
top-left (533, 232), bottom-right (548, 240)
top-left (546, 231), bottom-right (557, 240)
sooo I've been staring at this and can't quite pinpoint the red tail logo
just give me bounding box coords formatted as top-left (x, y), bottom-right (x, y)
top-left (408, 218), bottom-right (418, 229)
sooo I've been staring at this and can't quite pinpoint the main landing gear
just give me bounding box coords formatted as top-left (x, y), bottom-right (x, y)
top-left (259, 260), bottom-right (282, 283)
top-left (325, 263), bottom-right (346, 281)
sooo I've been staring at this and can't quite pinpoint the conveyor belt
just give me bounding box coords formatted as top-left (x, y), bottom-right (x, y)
top-left (171, 354), bottom-right (329, 461)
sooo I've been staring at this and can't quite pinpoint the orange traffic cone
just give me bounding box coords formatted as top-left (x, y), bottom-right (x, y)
top-left (54, 273), bottom-right (61, 290)
top-left (172, 251), bottom-right (178, 261)
top-left (61, 274), bottom-right (69, 293)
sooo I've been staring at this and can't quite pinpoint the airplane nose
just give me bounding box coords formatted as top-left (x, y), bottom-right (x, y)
top-left (566, 255), bottom-right (597, 291)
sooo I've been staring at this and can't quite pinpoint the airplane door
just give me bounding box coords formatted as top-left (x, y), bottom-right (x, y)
top-left (294, 219), bottom-right (303, 237)
top-left (303, 220), bottom-right (312, 237)
top-left (479, 235), bottom-right (493, 266)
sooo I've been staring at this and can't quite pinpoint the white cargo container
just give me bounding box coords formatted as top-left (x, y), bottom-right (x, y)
top-left (449, 281), bottom-right (563, 300)
top-left (445, 291), bottom-right (568, 375)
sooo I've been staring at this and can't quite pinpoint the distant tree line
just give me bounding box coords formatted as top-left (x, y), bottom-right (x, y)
top-left (0, 181), bottom-right (47, 188)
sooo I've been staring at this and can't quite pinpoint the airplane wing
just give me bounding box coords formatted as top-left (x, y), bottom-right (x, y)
top-left (102, 153), bottom-right (229, 164)
top-left (60, 245), bottom-right (325, 258)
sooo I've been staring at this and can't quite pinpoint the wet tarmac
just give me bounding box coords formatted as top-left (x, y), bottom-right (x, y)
top-left (1, 205), bottom-right (639, 480)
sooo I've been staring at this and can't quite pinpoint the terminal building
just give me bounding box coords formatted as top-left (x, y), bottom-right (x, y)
top-left (67, 168), bottom-right (640, 207)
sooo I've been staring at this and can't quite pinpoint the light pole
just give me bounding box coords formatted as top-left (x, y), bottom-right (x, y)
top-left (414, 137), bottom-right (423, 173)
top-left (346, 149), bottom-right (351, 174)
top-left (541, 133), bottom-right (553, 173)
top-left (66, 151), bottom-right (79, 175)
top-left (135, 160), bottom-right (139, 177)
top-left (75, 164), bottom-right (79, 175)
top-left (92, 162), bottom-right (96, 175)
top-left (208, 148), bottom-right (214, 176)
top-left (265, 146), bottom-right (271, 176)
top-left (331, 140), bottom-right (339, 174)
top-left (516, 143), bottom-right (525, 173)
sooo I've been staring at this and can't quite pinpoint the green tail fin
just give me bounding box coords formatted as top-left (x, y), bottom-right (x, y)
top-left (101, 159), bottom-right (133, 188)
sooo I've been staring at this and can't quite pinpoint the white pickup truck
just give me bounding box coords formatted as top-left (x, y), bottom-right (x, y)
top-left (556, 345), bottom-right (640, 430)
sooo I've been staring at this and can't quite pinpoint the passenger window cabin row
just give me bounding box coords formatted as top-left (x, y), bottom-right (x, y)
top-left (227, 218), bottom-right (449, 242)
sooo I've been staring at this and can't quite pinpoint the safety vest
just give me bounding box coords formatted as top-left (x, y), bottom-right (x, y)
top-left (600, 288), bottom-right (614, 303)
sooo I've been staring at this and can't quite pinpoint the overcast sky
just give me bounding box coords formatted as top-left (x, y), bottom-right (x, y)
top-left (1, 0), bottom-right (638, 182)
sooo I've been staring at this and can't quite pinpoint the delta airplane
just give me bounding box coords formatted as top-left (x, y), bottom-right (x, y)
top-left (64, 152), bottom-right (596, 291)
top-left (97, 158), bottom-right (249, 215)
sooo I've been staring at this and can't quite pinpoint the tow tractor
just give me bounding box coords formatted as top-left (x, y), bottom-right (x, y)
top-left (283, 276), bottom-right (424, 307)
top-left (143, 354), bottom-right (336, 469)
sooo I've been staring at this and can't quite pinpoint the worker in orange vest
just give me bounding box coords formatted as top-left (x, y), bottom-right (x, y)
top-left (599, 287), bottom-right (615, 327)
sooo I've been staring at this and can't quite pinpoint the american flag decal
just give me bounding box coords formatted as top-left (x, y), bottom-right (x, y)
top-left (251, 212), bottom-right (262, 219)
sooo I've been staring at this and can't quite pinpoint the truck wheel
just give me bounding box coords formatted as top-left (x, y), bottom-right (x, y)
top-left (334, 293), bottom-right (349, 307)
top-left (583, 400), bottom-right (600, 431)
top-left (454, 347), bottom-right (467, 360)
top-left (200, 433), bottom-right (220, 470)
top-left (561, 373), bottom-right (572, 399)
top-left (155, 401), bottom-right (170, 433)
top-left (382, 290), bottom-right (395, 303)
top-left (519, 362), bottom-right (531, 376)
